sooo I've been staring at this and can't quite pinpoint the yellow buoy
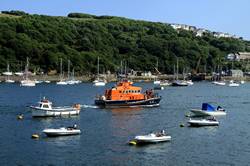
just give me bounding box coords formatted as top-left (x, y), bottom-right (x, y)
top-left (31, 134), bottom-right (39, 139)
top-left (129, 140), bottom-right (137, 145)
top-left (17, 114), bottom-right (23, 120)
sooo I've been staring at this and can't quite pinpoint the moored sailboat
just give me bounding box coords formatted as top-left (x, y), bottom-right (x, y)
top-left (56, 58), bottom-right (67, 85)
top-left (3, 63), bottom-right (15, 83)
top-left (93, 57), bottom-right (106, 86)
top-left (20, 58), bottom-right (36, 87)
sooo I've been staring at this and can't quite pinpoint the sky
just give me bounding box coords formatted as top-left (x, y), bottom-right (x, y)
top-left (1, 0), bottom-right (250, 40)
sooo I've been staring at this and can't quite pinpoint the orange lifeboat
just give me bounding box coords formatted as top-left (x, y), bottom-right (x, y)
top-left (95, 80), bottom-right (161, 108)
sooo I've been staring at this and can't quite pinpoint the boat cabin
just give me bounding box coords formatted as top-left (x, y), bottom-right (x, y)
top-left (103, 80), bottom-right (152, 101)
top-left (38, 99), bottom-right (53, 109)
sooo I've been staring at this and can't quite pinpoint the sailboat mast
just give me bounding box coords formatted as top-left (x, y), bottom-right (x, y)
top-left (97, 57), bottom-right (100, 80)
top-left (68, 60), bottom-right (70, 80)
top-left (177, 58), bottom-right (179, 80)
top-left (124, 60), bottom-right (127, 75)
top-left (7, 63), bottom-right (9, 72)
top-left (7, 63), bottom-right (10, 80)
top-left (60, 58), bottom-right (62, 80)
top-left (120, 60), bottom-right (123, 75)
top-left (72, 68), bottom-right (74, 79)
top-left (156, 58), bottom-right (158, 71)
top-left (173, 64), bottom-right (176, 80)
top-left (25, 57), bottom-right (29, 80)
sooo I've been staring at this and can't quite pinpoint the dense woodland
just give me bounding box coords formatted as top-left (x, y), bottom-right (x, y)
top-left (0, 10), bottom-right (250, 75)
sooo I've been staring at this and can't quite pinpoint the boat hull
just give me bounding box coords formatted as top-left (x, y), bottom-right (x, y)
top-left (20, 80), bottom-right (36, 87)
top-left (43, 128), bottom-right (81, 137)
top-left (134, 135), bottom-right (171, 144)
top-left (5, 80), bottom-right (15, 83)
top-left (93, 81), bottom-right (106, 86)
top-left (229, 83), bottom-right (239, 87)
top-left (212, 81), bottom-right (226, 86)
top-left (95, 97), bottom-right (161, 108)
top-left (172, 80), bottom-right (188, 86)
top-left (188, 119), bottom-right (219, 127)
top-left (30, 106), bottom-right (80, 117)
top-left (56, 81), bottom-right (68, 85)
top-left (191, 109), bottom-right (226, 116)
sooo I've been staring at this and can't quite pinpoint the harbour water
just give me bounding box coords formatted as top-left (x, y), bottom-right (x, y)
top-left (0, 82), bottom-right (250, 165)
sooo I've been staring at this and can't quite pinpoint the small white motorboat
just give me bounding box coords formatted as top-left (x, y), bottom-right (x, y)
top-left (153, 80), bottom-right (161, 85)
top-left (186, 80), bottom-right (194, 85)
top-left (93, 80), bottom-right (106, 86)
top-left (129, 130), bottom-right (171, 145)
top-left (228, 82), bottom-right (239, 87)
top-left (172, 80), bottom-right (188, 86)
top-left (188, 117), bottom-right (219, 127)
top-left (30, 97), bottom-right (81, 117)
top-left (191, 103), bottom-right (226, 116)
top-left (43, 125), bottom-right (81, 137)
top-left (56, 81), bottom-right (68, 85)
top-left (66, 80), bottom-right (81, 85)
top-left (35, 80), bottom-right (43, 84)
top-left (160, 80), bottom-right (171, 86)
top-left (5, 79), bottom-right (15, 83)
top-left (212, 81), bottom-right (226, 86)
top-left (15, 72), bottom-right (24, 76)
top-left (228, 80), bottom-right (239, 87)
top-left (20, 79), bottom-right (36, 87)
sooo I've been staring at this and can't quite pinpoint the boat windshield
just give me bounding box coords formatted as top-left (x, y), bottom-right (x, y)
top-left (42, 104), bottom-right (49, 108)
top-left (202, 103), bottom-right (215, 112)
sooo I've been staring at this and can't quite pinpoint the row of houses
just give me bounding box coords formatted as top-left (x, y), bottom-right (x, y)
top-left (170, 23), bottom-right (239, 39)
top-left (227, 52), bottom-right (250, 61)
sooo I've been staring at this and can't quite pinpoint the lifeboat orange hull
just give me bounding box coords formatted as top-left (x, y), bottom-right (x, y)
top-left (95, 97), bottom-right (161, 108)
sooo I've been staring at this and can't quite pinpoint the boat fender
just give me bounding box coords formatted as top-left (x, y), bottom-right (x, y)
top-left (31, 134), bottom-right (39, 139)
top-left (129, 140), bottom-right (137, 145)
top-left (17, 114), bottom-right (24, 120)
top-left (73, 104), bottom-right (81, 110)
top-left (180, 123), bottom-right (185, 127)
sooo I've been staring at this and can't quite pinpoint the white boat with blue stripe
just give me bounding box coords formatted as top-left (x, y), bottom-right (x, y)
top-left (191, 103), bottom-right (226, 116)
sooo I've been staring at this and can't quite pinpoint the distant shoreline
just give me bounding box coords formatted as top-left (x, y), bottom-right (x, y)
top-left (0, 75), bottom-right (248, 82)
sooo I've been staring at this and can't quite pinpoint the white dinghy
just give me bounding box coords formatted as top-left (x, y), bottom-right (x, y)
top-left (212, 81), bottom-right (226, 86)
top-left (188, 117), bottom-right (219, 127)
top-left (129, 130), bottom-right (171, 145)
top-left (191, 103), bottom-right (226, 116)
top-left (228, 80), bottom-right (239, 87)
top-left (30, 97), bottom-right (81, 117)
top-left (43, 125), bottom-right (81, 137)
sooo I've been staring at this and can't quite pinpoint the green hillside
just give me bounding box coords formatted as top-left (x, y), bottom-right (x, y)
top-left (0, 10), bottom-right (249, 75)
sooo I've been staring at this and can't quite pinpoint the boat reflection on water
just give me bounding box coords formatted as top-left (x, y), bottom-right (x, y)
top-left (108, 107), bottom-right (144, 141)
top-left (110, 107), bottom-right (143, 114)
top-left (43, 134), bottom-right (81, 147)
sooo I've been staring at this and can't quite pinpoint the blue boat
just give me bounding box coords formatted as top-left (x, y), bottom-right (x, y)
top-left (190, 103), bottom-right (226, 116)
